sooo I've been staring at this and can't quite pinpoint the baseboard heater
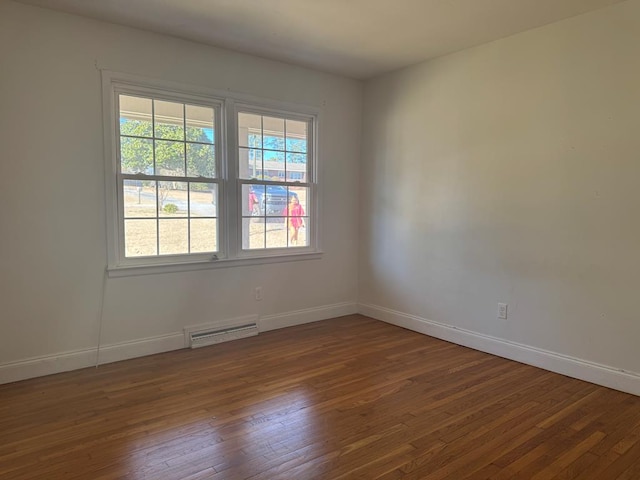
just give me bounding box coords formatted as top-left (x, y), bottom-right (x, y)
top-left (187, 322), bottom-right (259, 349)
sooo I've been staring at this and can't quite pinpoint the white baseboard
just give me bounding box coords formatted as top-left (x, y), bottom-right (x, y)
top-left (0, 332), bottom-right (185, 385)
top-left (359, 303), bottom-right (640, 397)
top-left (0, 348), bottom-right (98, 386)
top-left (0, 302), bottom-right (358, 385)
top-left (259, 301), bottom-right (358, 332)
top-left (96, 333), bottom-right (185, 365)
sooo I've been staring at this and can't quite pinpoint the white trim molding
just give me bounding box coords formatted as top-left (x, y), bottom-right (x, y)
top-left (0, 332), bottom-right (184, 386)
top-left (97, 333), bottom-right (185, 365)
top-left (102, 70), bottom-right (323, 277)
top-left (358, 303), bottom-right (640, 397)
top-left (260, 301), bottom-right (358, 332)
top-left (0, 302), bottom-right (357, 385)
top-left (0, 348), bottom-right (97, 386)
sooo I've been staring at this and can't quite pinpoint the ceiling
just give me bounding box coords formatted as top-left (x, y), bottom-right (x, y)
top-left (18, 0), bottom-right (626, 79)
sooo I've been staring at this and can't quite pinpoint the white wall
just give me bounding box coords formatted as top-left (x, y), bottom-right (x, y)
top-left (5, 0), bottom-right (640, 392)
top-left (0, 1), bottom-right (361, 379)
top-left (360, 0), bottom-right (640, 382)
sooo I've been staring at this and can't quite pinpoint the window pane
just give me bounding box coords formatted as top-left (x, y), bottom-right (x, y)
top-left (286, 153), bottom-right (307, 182)
top-left (159, 219), bottom-right (188, 255)
top-left (186, 105), bottom-right (214, 143)
top-left (286, 119), bottom-right (307, 153)
top-left (154, 100), bottom-right (184, 140)
top-left (288, 217), bottom-right (309, 247)
top-left (120, 95), bottom-right (152, 138)
top-left (263, 116), bottom-right (284, 151)
top-left (187, 143), bottom-right (215, 177)
top-left (266, 218), bottom-right (287, 249)
top-left (124, 180), bottom-right (157, 218)
top-left (263, 150), bottom-right (285, 181)
top-left (158, 182), bottom-right (188, 217)
top-left (190, 183), bottom-right (217, 217)
top-left (243, 184), bottom-right (264, 216)
top-left (287, 186), bottom-right (309, 213)
top-left (284, 187), bottom-right (308, 247)
top-left (238, 113), bottom-right (262, 148)
top-left (263, 185), bottom-right (289, 217)
top-left (124, 219), bottom-right (157, 257)
top-left (120, 137), bottom-right (153, 174)
top-left (190, 219), bottom-right (217, 253)
top-left (155, 140), bottom-right (185, 176)
top-left (239, 148), bottom-right (263, 180)
top-left (239, 183), bottom-right (310, 250)
top-left (243, 217), bottom-right (265, 250)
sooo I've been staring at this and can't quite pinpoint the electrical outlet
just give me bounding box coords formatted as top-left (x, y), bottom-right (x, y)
top-left (254, 287), bottom-right (263, 301)
top-left (498, 303), bottom-right (508, 319)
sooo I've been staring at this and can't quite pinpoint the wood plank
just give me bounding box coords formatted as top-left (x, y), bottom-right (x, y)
top-left (1, 315), bottom-right (639, 479)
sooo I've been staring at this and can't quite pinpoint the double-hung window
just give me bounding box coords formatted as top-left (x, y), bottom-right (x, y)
top-left (237, 108), bottom-right (313, 252)
top-left (103, 72), bottom-right (319, 275)
top-left (117, 93), bottom-right (222, 260)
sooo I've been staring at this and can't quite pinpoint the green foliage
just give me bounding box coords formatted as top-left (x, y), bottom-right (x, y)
top-left (120, 120), bottom-right (215, 177)
top-left (186, 143), bottom-right (215, 177)
top-left (120, 134), bottom-right (152, 174)
top-left (163, 203), bottom-right (178, 214)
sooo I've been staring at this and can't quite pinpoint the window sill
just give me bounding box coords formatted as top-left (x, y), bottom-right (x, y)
top-left (107, 251), bottom-right (323, 278)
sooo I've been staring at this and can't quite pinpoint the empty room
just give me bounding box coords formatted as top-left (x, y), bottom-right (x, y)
top-left (2, 0), bottom-right (640, 478)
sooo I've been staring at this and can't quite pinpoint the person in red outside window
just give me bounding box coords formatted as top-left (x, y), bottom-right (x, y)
top-left (285, 195), bottom-right (305, 245)
top-left (248, 189), bottom-right (259, 215)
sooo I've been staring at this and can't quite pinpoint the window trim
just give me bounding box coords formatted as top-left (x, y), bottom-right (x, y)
top-left (114, 85), bottom-right (225, 266)
top-left (102, 71), bottom-right (322, 277)
top-left (232, 102), bottom-right (319, 259)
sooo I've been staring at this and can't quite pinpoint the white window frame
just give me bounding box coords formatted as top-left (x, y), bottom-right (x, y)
top-left (232, 103), bottom-right (318, 259)
top-left (102, 71), bottom-right (322, 277)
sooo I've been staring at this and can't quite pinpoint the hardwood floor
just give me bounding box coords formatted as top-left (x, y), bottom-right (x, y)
top-left (1, 315), bottom-right (640, 479)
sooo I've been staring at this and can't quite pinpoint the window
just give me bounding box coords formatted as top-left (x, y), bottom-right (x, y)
top-left (237, 110), bottom-right (313, 251)
top-left (103, 72), bottom-right (320, 275)
top-left (118, 95), bottom-right (220, 258)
